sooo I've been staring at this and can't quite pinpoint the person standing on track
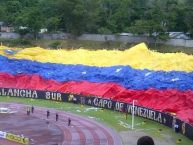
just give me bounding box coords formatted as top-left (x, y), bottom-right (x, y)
top-left (31, 106), bottom-right (34, 113)
top-left (47, 110), bottom-right (50, 119)
top-left (27, 106), bottom-right (30, 115)
top-left (56, 113), bottom-right (59, 121)
top-left (68, 117), bottom-right (71, 126)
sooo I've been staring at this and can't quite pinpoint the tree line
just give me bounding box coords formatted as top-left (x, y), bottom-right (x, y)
top-left (0, 0), bottom-right (192, 39)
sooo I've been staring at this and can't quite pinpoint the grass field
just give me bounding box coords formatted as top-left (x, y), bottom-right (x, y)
top-left (0, 96), bottom-right (192, 145)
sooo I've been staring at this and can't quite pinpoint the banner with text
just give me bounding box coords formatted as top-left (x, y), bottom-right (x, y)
top-left (0, 87), bottom-right (192, 141)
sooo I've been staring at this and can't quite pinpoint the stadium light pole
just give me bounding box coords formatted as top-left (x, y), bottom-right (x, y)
top-left (132, 100), bottom-right (137, 130)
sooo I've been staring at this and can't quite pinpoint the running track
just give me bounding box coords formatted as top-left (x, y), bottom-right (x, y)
top-left (0, 103), bottom-right (122, 145)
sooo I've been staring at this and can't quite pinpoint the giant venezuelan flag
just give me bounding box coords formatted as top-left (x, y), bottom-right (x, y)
top-left (0, 43), bottom-right (193, 124)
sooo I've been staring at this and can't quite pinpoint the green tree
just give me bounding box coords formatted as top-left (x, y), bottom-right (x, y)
top-left (56, 0), bottom-right (87, 36)
top-left (15, 7), bottom-right (44, 39)
top-left (126, 0), bottom-right (170, 47)
top-left (0, 5), bottom-right (6, 21)
top-left (184, 0), bottom-right (193, 37)
top-left (4, 0), bottom-right (22, 25)
top-left (0, 0), bottom-right (191, 39)
top-left (39, 0), bottom-right (60, 32)
top-left (45, 17), bottom-right (60, 32)
top-left (83, 0), bottom-right (102, 33)
top-left (98, 0), bottom-right (132, 34)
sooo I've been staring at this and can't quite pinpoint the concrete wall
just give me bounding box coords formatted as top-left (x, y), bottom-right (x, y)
top-left (39, 33), bottom-right (70, 40)
top-left (185, 40), bottom-right (193, 47)
top-left (78, 34), bottom-right (193, 47)
top-left (1, 32), bottom-right (193, 48)
top-left (0, 32), bottom-right (20, 39)
top-left (164, 39), bottom-right (193, 48)
top-left (78, 34), bottom-right (153, 43)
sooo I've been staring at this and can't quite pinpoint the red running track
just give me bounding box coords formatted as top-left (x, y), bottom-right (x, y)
top-left (0, 103), bottom-right (122, 145)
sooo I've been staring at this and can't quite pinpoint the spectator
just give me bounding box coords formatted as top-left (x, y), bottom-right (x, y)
top-left (137, 136), bottom-right (155, 145)
top-left (174, 123), bottom-right (179, 133)
top-left (73, 97), bottom-right (77, 104)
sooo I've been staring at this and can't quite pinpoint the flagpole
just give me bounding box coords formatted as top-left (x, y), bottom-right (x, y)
top-left (132, 100), bottom-right (137, 130)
